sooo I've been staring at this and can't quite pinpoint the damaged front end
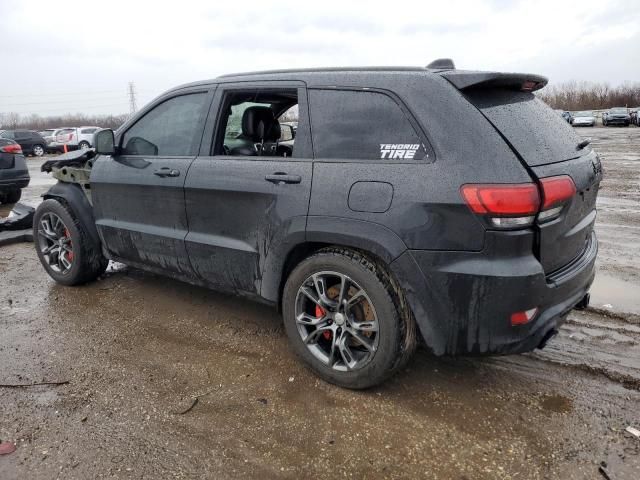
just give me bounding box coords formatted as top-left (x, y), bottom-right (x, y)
top-left (41, 148), bottom-right (96, 204)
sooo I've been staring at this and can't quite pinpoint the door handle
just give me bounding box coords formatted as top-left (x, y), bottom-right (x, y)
top-left (265, 173), bottom-right (302, 185)
top-left (154, 167), bottom-right (180, 178)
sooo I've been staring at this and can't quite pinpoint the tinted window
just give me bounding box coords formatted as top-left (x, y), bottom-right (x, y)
top-left (122, 93), bottom-right (207, 156)
top-left (309, 89), bottom-right (429, 161)
top-left (466, 89), bottom-right (583, 166)
top-left (81, 128), bottom-right (97, 134)
top-left (0, 131), bottom-right (15, 139)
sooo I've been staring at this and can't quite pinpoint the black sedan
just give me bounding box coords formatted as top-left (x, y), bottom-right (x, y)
top-left (0, 138), bottom-right (30, 203)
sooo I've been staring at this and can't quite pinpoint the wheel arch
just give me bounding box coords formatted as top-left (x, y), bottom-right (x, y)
top-left (260, 216), bottom-right (409, 311)
top-left (42, 181), bottom-right (101, 246)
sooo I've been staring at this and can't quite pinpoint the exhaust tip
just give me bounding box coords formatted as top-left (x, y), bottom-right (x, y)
top-left (537, 328), bottom-right (559, 350)
top-left (574, 293), bottom-right (590, 311)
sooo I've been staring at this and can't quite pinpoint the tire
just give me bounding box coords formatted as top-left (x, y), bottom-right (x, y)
top-left (282, 247), bottom-right (417, 389)
top-left (32, 144), bottom-right (45, 157)
top-left (3, 189), bottom-right (21, 204)
top-left (79, 141), bottom-right (90, 150)
top-left (33, 199), bottom-right (108, 286)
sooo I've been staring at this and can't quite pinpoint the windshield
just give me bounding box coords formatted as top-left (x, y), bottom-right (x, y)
top-left (610, 108), bottom-right (627, 114)
top-left (575, 111), bottom-right (593, 117)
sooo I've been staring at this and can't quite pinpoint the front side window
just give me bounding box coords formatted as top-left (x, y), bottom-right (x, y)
top-left (309, 89), bottom-right (430, 161)
top-left (121, 93), bottom-right (207, 156)
top-left (0, 131), bottom-right (15, 139)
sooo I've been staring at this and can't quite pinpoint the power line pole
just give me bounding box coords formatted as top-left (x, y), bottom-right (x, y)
top-left (128, 82), bottom-right (137, 116)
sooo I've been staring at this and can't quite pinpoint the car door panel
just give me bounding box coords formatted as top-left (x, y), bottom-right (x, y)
top-left (91, 88), bottom-right (214, 276)
top-left (184, 82), bottom-right (313, 296)
top-left (92, 155), bottom-right (195, 274)
top-left (184, 158), bottom-right (312, 293)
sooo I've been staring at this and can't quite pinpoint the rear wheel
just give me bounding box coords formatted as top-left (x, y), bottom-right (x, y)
top-left (34, 199), bottom-right (108, 286)
top-left (2, 189), bottom-right (21, 204)
top-left (32, 144), bottom-right (45, 157)
top-left (282, 247), bottom-right (417, 389)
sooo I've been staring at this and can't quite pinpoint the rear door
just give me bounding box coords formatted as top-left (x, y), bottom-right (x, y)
top-left (184, 82), bottom-right (313, 295)
top-left (464, 87), bottom-right (602, 273)
top-left (91, 88), bottom-right (213, 275)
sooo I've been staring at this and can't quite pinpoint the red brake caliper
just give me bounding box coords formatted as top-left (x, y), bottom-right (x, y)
top-left (64, 228), bottom-right (74, 261)
top-left (315, 305), bottom-right (332, 340)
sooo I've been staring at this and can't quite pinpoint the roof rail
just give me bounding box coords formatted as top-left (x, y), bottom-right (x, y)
top-left (217, 66), bottom-right (428, 78)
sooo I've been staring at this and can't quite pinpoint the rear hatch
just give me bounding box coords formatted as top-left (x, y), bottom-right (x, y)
top-left (442, 71), bottom-right (602, 274)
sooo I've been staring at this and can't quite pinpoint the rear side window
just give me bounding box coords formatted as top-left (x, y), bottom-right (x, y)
top-left (121, 93), bottom-right (207, 156)
top-left (81, 128), bottom-right (97, 134)
top-left (309, 89), bottom-right (430, 161)
top-left (466, 89), bottom-right (583, 166)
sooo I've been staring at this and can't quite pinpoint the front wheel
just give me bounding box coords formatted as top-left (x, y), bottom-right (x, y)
top-left (34, 199), bottom-right (108, 286)
top-left (282, 248), bottom-right (417, 389)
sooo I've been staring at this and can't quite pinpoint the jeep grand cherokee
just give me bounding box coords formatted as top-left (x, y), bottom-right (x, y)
top-left (34, 60), bottom-right (601, 388)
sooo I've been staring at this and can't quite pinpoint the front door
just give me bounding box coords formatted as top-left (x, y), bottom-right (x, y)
top-left (184, 83), bottom-right (313, 295)
top-left (91, 89), bottom-right (213, 275)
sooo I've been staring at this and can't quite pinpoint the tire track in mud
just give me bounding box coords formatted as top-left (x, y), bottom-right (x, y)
top-left (531, 310), bottom-right (640, 391)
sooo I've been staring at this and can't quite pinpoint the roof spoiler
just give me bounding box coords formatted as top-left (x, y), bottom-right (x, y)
top-left (440, 70), bottom-right (548, 92)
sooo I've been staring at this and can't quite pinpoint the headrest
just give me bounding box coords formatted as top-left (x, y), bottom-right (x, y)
top-left (241, 106), bottom-right (279, 142)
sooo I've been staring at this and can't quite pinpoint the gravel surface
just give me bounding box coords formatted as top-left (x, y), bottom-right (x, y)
top-left (1, 129), bottom-right (639, 479)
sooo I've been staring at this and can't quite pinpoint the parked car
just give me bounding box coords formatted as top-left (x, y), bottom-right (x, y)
top-left (571, 111), bottom-right (596, 127)
top-left (602, 107), bottom-right (630, 126)
top-left (53, 126), bottom-right (101, 151)
top-left (39, 129), bottom-right (56, 143)
top-left (35, 61), bottom-right (601, 388)
top-left (629, 107), bottom-right (640, 126)
top-left (0, 138), bottom-right (30, 203)
top-left (0, 129), bottom-right (47, 156)
top-left (555, 110), bottom-right (573, 123)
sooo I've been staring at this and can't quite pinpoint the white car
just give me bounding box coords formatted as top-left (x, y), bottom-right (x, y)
top-left (572, 111), bottom-right (596, 127)
top-left (55, 126), bottom-right (101, 151)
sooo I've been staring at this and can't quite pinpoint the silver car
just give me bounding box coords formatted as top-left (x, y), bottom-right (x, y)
top-left (572, 110), bottom-right (596, 127)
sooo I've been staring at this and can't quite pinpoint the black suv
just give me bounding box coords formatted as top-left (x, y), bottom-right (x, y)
top-left (0, 138), bottom-right (30, 203)
top-left (0, 130), bottom-right (47, 157)
top-left (34, 61), bottom-right (601, 388)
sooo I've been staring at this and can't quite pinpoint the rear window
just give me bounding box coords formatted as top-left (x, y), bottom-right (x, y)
top-left (465, 89), bottom-right (584, 166)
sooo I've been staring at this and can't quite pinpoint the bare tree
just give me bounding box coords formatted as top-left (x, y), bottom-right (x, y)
top-left (538, 81), bottom-right (640, 110)
top-left (0, 112), bottom-right (129, 131)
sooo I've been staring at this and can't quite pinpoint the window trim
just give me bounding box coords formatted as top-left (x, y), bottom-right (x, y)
top-left (307, 86), bottom-right (435, 164)
top-left (117, 89), bottom-right (212, 157)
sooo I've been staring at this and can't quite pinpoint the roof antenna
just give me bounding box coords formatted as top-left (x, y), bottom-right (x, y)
top-left (427, 58), bottom-right (455, 70)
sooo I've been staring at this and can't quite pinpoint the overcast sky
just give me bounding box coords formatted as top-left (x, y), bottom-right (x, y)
top-left (2, 0), bottom-right (638, 116)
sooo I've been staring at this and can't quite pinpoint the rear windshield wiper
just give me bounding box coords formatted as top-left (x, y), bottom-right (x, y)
top-left (577, 138), bottom-right (591, 150)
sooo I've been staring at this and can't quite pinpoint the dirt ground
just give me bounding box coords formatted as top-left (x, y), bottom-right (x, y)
top-left (1, 128), bottom-right (639, 479)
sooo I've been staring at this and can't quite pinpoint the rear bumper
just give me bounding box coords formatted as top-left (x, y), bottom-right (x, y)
top-left (391, 230), bottom-right (597, 356)
top-left (0, 175), bottom-right (30, 190)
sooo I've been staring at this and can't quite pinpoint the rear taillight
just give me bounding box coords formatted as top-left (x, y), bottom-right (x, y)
top-left (538, 175), bottom-right (576, 222)
top-left (460, 183), bottom-right (540, 228)
top-left (461, 176), bottom-right (577, 228)
top-left (0, 144), bottom-right (22, 154)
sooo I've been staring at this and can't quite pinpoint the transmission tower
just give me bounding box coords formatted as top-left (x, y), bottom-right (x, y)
top-left (128, 82), bottom-right (137, 115)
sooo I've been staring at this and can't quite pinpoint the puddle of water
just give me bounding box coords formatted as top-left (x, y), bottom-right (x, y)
top-left (590, 273), bottom-right (640, 315)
